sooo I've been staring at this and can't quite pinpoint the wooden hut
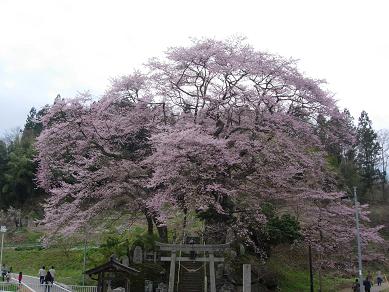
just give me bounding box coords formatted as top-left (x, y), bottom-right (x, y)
top-left (85, 256), bottom-right (140, 292)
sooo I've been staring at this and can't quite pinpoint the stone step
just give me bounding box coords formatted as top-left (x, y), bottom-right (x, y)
top-left (177, 262), bottom-right (204, 292)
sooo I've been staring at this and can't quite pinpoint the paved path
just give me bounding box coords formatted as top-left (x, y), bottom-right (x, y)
top-left (372, 283), bottom-right (389, 291)
top-left (10, 274), bottom-right (71, 292)
top-left (340, 282), bottom-right (389, 291)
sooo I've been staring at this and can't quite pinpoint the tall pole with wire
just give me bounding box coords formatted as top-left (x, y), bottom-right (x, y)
top-left (0, 226), bottom-right (6, 271)
top-left (82, 228), bottom-right (87, 286)
top-left (382, 146), bottom-right (386, 200)
top-left (354, 187), bottom-right (363, 292)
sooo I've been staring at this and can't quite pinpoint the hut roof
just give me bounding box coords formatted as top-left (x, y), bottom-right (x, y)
top-left (85, 257), bottom-right (140, 276)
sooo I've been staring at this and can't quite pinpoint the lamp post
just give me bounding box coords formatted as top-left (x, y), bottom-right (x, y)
top-left (0, 225), bottom-right (7, 270)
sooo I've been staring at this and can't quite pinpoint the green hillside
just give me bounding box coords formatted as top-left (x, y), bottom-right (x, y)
top-left (2, 248), bottom-right (89, 285)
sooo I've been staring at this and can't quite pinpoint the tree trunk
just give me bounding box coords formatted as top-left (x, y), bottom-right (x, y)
top-left (204, 222), bottom-right (227, 244)
top-left (157, 225), bottom-right (168, 242)
top-left (152, 214), bottom-right (168, 242)
top-left (146, 213), bottom-right (154, 235)
top-left (182, 208), bottom-right (188, 240)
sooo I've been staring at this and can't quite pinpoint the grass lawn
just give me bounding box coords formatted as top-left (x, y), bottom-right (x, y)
top-left (268, 249), bottom-right (352, 292)
top-left (2, 247), bottom-right (93, 285)
top-left (3, 246), bottom-right (357, 290)
top-left (274, 264), bottom-right (352, 292)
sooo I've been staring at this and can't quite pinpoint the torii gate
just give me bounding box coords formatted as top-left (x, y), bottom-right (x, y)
top-left (157, 242), bottom-right (230, 292)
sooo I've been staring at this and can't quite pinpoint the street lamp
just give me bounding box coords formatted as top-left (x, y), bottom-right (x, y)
top-left (0, 225), bottom-right (7, 270)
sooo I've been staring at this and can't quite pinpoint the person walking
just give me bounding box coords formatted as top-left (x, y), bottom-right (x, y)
top-left (48, 266), bottom-right (55, 283)
top-left (18, 272), bottom-right (22, 284)
top-left (1, 264), bottom-right (6, 281)
top-left (363, 276), bottom-right (373, 292)
top-left (44, 271), bottom-right (54, 292)
top-left (352, 278), bottom-right (360, 292)
top-left (377, 271), bottom-right (383, 286)
top-left (39, 266), bottom-right (47, 284)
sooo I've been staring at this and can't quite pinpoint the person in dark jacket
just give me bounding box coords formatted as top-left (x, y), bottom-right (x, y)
top-left (377, 271), bottom-right (383, 286)
top-left (363, 276), bottom-right (372, 292)
top-left (44, 271), bottom-right (54, 292)
top-left (18, 272), bottom-right (22, 284)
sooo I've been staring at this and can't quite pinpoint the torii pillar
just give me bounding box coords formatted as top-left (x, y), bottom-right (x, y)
top-left (157, 242), bottom-right (230, 292)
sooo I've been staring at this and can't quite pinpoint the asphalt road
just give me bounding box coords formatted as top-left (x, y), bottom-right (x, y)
top-left (340, 282), bottom-right (389, 291)
top-left (11, 274), bottom-right (71, 292)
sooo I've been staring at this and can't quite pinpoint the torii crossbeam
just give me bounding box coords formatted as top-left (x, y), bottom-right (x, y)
top-left (157, 242), bottom-right (230, 292)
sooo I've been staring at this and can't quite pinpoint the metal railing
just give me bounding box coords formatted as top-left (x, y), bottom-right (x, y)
top-left (17, 281), bottom-right (88, 292)
top-left (17, 283), bottom-right (98, 292)
top-left (0, 282), bottom-right (19, 292)
top-left (65, 286), bottom-right (97, 292)
top-left (23, 283), bottom-right (75, 292)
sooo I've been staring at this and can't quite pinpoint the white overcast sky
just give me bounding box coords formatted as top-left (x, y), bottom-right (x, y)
top-left (0, 0), bottom-right (388, 134)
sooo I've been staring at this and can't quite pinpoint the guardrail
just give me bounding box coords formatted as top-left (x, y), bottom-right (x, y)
top-left (0, 282), bottom-right (19, 291)
top-left (19, 283), bottom-right (98, 292)
top-left (66, 286), bottom-right (97, 292)
top-left (0, 281), bottom-right (35, 292)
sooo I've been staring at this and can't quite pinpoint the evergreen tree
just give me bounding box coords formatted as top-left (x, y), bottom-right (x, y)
top-left (0, 141), bottom-right (8, 205)
top-left (316, 109), bottom-right (361, 193)
top-left (377, 129), bottom-right (389, 200)
top-left (356, 111), bottom-right (381, 195)
top-left (22, 107), bottom-right (47, 142)
top-left (0, 107), bottom-right (47, 211)
top-left (1, 134), bottom-right (36, 208)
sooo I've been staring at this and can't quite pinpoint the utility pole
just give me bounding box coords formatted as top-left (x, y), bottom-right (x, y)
top-left (354, 187), bottom-right (363, 292)
top-left (82, 229), bottom-right (87, 286)
top-left (0, 226), bottom-right (7, 271)
top-left (382, 146), bottom-right (386, 201)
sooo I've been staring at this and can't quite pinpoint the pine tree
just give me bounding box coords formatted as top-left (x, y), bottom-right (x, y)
top-left (356, 111), bottom-right (381, 196)
top-left (0, 107), bottom-right (47, 210)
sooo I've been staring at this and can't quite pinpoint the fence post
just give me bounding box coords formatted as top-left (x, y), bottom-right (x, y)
top-left (243, 264), bottom-right (251, 292)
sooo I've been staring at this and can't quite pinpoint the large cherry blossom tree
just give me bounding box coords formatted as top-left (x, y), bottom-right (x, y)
top-left (36, 38), bottom-right (381, 259)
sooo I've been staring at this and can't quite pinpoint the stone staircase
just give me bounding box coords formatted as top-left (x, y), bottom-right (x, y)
top-left (177, 261), bottom-right (204, 292)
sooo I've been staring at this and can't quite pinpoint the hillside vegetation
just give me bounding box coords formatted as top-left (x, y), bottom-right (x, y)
top-left (0, 226), bottom-right (375, 291)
